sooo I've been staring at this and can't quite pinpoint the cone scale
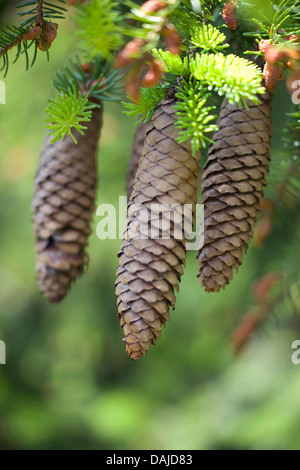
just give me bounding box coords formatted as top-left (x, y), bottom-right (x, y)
top-left (126, 121), bottom-right (149, 198)
top-left (198, 90), bottom-right (273, 292)
top-left (116, 98), bottom-right (200, 360)
top-left (32, 104), bottom-right (103, 303)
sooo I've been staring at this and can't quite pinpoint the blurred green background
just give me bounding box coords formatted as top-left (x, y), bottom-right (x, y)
top-left (1, 2), bottom-right (300, 450)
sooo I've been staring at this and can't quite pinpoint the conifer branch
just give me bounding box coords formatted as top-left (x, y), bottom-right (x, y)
top-left (45, 57), bottom-right (122, 141)
top-left (0, 0), bottom-right (66, 75)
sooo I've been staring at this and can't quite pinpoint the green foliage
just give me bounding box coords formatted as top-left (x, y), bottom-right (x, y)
top-left (0, 25), bottom-right (30, 77)
top-left (152, 49), bottom-right (189, 76)
top-left (199, 0), bottom-right (223, 14)
top-left (171, 4), bottom-right (203, 42)
top-left (52, 57), bottom-right (122, 102)
top-left (288, 108), bottom-right (300, 130)
top-left (0, 1), bottom-right (67, 76)
top-left (17, 0), bottom-right (67, 28)
top-left (44, 57), bottom-right (121, 140)
top-left (2, 5), bottom-right (300, 452)
top-left (190, 23), bottom-right (229, 52)
top-left (175, 79), bottom-right (218, 155)
top-left (74, 0), bottom-right (124, 59)
top-left (124, 49), bottom-right (265, 149)
top-left (241, 0), bottom-right (300, 40)
top-left (123, 85), bottom-right (168, 124)
top-left (44, 87), bottom-right (95, 143)
top-left (190, 53), bottom-right (265, 105)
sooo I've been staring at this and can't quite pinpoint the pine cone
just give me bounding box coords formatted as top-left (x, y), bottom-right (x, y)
top-left (198, 90), bottom-right (272, 292)
top-left (126, 121), bottom-right (148, 198)
top-left (32, 104), bottom-right (103, 303)
top-left (116, 98), bottom-right (200, 360)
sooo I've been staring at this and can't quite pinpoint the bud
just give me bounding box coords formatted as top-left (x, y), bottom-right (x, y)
top-left (259, 39), bottom-right (271, 54)
top-left (263, 62), bottom-right (283, 92)
top-left (287, 34), bottom-right (299, 43)
top-left (141, 0), bottom-right (167, 14)
top-left (259, 198), bottom-right (276, 214)
top-left (115, 38), bottom-right (145, 68)
top-left (82, 63), bottom-right (91, 74)
top-left (125, 62), bottom-right (144, 103)
top-left (162, 23), bottom-right (181, 54)
top-left (253, 272), bottom-right (281, 303)
top-left (23, 26), bottom-right (43, 41)
top-left (222, 1), bottom-right (238, 31)
top-left (265, 46), bottom-right (300, 64)
top-left (286, 58), bottom-right (297, 69)
top-left (141, 59), bottom-right (164, 87)
top-left (36, 22), bottom-right (58, 51)
top-left (231, 310), bottom-right (264, 355)
top-left (253, 217), bottom-right (273, 248)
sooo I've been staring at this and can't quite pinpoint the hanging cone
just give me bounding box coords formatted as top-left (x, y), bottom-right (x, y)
top-left (198, 89), bottom-right (272, 292)
top-left (32, 104), bottom-right (103, 303)
top-left (116, 97), bottom-right (200, 360)
top-left (126, 121), bottom-right (148, 198)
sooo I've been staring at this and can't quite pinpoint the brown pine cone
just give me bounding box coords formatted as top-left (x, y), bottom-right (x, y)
top-left (32, 104), bottom-right (103, 303)
top-left (126, 121), bottom-right (148, 198)
top-left (198, 90), bottom-right (273, 292)
top-left (116, 98), bottom-right (200, 360)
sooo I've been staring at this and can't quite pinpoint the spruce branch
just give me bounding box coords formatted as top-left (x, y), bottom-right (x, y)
top-left (123, 84), bottom-right (168, 123)
top-left (0, 0), bottom-right (66, 75)
top-left (190, 23), bottom-right (229, 52)
top-left (45, 57), bottom-right (122, 141)
top-left (152, 49), bottom-right (189, 75)
top-left (288, 107), bottom-right (300, 130)
top-left (44, 87), bottom-right (94, 143)
top-left (190, 52), bottom-right (265, 104)
top-left (174, 78), bottom-right (218, 155)
top-left (74, 0), bottom-right (125, 59)
top-left (17, 0), bottom-right (66, 27)
top-left (242, 0), bottom-right (300, 41)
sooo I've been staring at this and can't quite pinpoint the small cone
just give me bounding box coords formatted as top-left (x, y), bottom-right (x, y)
top-left (126, 121), bottom-right (148, 198)
top-left (116, 98), bottom-right (200, 359)
top-left (32, 104), bottom-right (103, 302)
top-left (198, 90), bottom-right (273, 292)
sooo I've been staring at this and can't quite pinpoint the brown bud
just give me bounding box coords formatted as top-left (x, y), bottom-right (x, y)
top-left (231, 310), bottom-right (264, 355)
top-left (286, 58), bottom-right (297, 69)
top-left (265, 46), bottom-right (300, 64)
top-left (115, 38), bottom-right (145, 68)
top-left (125, 62), bottom-right (144, 103)
top-left (253, 216), bottom-right (273, 248)
top-left (259, 198), bottom-right (276, 214)
top-left (259, 39), bottom-right (271, 54)
top-left (82, 63), bottom-right (91, 73)
top-left (287, 34), bottom-right (299, 43)
top-left (252, 272), bottom-right (281, 304)
top-left (222, 1), bottom-right (238, 31)
top-left (162, 23), bottom-right (181, 54)
top-left (141, 0), bottom-right (167, 14)
top-left (23, 26), bottom-right (43, 41)
top-left (37, 22), bottom-right (58, 51)
top-left (263, 62), bottom-right (283, 92)
top-left (141, 59), bottom-right (164, 87)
